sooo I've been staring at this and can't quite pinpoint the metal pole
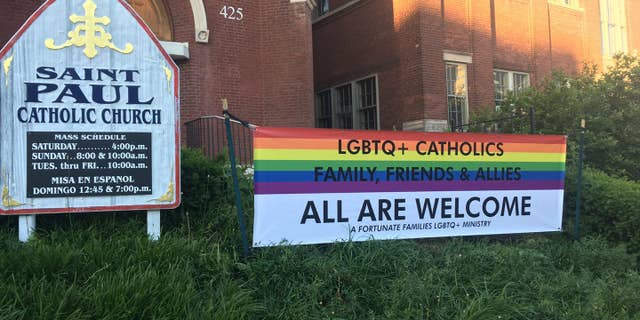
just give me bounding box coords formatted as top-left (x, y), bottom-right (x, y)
top-left (574, 119), bottom-right (586, 240)
top-left (222, 99), bottom-right (250, 258)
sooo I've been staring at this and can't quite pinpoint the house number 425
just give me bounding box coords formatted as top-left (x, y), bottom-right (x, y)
top-left (220, 6), bottom-right (244, 21)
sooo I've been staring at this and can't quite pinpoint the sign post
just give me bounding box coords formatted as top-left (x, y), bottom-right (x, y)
top-left (147, 210), bottom-right (160, 241)
top-left (574, 119), bottom-right (586, 240)
top-left (0, 0), bottom-right (180, 240)
top-left (18, 215), bottom-right (36, 242)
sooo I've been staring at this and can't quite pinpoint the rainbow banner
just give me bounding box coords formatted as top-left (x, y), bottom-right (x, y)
top-left (253, 127), bottom-right (566, 246)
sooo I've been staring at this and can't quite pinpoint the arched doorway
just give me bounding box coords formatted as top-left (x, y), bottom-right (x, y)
top-left (126, 0), bottom-right (173, 41)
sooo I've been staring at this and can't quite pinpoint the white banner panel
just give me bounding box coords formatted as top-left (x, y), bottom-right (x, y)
top-left (254, 190), bottom-right (563, 246)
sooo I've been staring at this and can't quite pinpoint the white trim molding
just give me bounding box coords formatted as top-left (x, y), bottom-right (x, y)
top-left (189, 0), bottom-right (209, 43)
top-left (290, 0), bottom-right (317, 10)
top-left (160, 41), bottom-right (190, 60)
top-left (443, 50), bottom-right (473, 64)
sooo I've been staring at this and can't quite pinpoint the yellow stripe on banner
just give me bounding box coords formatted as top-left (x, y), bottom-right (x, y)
top-left (254, 149), bottom-right (566, 163)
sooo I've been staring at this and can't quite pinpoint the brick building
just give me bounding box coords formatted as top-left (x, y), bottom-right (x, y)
top-left (0, 0), bottom-right (317, 140)
top-left (313, 0), bottom-right (640, 132)
top-left (2, 0), bottom-right (639, 139)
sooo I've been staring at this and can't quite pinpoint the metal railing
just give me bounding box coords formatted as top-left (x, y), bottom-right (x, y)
top-left (185, 107), bottom-right (535, 164)
top-left (452, 107), bottom-right (536, 134)
top-left (185, 116), bottom-right (254, 164)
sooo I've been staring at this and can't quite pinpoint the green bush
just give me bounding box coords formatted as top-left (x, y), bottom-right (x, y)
top-left (170, 148), bottom-right (254, 248)
top-left (179, 148), bottom-right (231, 213)
top-left (472, 54), bottom-right (640, 181)
top-left (179, 148), bottom-right (253, 211)
top-left (565, 167), bottom-right (640, 256)
top-left (470, 53), bottom-right (640, 259)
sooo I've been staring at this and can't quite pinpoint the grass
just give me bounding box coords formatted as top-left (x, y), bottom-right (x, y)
top-left (0, 205), bottom-right (638, 320)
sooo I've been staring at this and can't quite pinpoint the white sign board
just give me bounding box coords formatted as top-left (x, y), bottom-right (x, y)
top-left (0, 0), bottom-right (180, 214)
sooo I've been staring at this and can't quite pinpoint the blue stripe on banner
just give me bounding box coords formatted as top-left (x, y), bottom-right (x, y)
top-left (254, 170), bottom-right (565, 183)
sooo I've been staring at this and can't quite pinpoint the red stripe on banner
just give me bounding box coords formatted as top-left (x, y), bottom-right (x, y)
top-left (254, 127), bottom-right (567, 145)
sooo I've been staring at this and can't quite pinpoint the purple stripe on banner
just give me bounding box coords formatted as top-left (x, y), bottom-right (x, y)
top-left (255, 180), bottom-right (565, 195)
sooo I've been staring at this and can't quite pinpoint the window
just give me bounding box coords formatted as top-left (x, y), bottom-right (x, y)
top-left (493, 70), bottom-right (530, 108)
top-left (316, 90), bottom-right (332, 128)
top-left (446, 63), bottom-right (468, 131)
top-left (314, 76), bottom-right (379, 130)
top-left (494, 71), bottom-right (508, 108)
top-left (357, 77), bottom-right (378, 130)
top-left (513, 73), bottom-right (530, 94)
top-left (335, 84), bottom-right (353, 129)
top-left (600, 0), bottom-right (628, 57)
top-left (318, 0), bottom-right (330, 16)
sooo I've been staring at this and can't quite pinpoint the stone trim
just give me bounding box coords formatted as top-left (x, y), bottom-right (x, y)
top-left (160, 41), bottom-right (189, 60)
top-left (443, 51), bottom-right (473, 64)
top-left (189, 0), bottom-right (209, 43)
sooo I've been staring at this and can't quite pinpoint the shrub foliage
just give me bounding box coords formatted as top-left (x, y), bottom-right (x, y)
top-left (473, 54), bottom-right (640, 180)
top-left (472, 54), bottom-right (640, 257)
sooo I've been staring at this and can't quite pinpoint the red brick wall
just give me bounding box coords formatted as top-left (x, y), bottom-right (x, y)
top-left (313, 0), bottom-right (620, 129)
top-left (581, 0), bottom-right (605, 67)
top-left (0, 0), bottom-right (41, 44)
top-left (419, 0), bottom-right (448, 121)
top-left (314, 0), bottom-right (422, 130)
top-left (1, 0), bottom-right (315, 144)
top-left (167, 0), bottom-right (314, 129)
top-left (547, 4), bottom-right (585, 74)
top-left (626, 0), bottom-right (640, 53)
top-left (442, 0), bottom-right (471, 53)
top-left (468, 0), bottom-right (494, 112)
top-left (259, 1), bottom-right (315, 127)
top-left (493, 0), bottom-right (533, 72)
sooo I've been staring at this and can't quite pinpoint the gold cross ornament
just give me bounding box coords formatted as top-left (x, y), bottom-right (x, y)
top-left (45, 0), bottom-right (134, 59)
